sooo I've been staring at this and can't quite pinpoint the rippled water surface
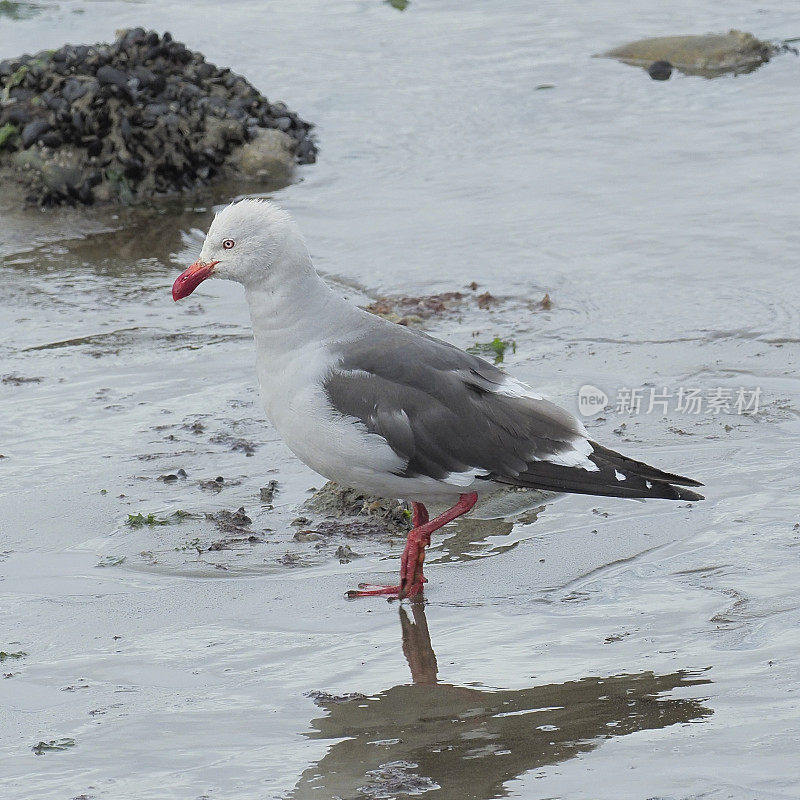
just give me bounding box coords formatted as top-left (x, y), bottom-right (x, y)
top-left (1, 1), bottom-right (799, 799)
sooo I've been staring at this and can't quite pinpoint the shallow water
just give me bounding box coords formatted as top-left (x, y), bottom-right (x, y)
top-left (1, 1), bottom-right (799, 798)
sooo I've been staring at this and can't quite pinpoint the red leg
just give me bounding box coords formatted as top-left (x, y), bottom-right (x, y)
top-left (412, 501), bottom-right (429, 584)
top-left (399, 493), bottom-right (477, 599)
top-left (346, 493), bottom-right (477, 600)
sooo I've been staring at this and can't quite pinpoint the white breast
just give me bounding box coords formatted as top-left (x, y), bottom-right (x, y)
top-left (255, 342), bottom-right (408, 492)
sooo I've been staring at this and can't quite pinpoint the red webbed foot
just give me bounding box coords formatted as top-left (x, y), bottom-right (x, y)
top-left (345, 580), bottom-right (425, 599)
top-left (345, 583), bottom-right (401, 598)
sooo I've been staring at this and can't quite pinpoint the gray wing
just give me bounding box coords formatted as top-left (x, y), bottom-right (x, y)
top-left (323, 325), bottom-right (703, 501)
top-left (324, 326), bottom-right (700, 500)
top-left (325, 326), bottom-right (584, 478)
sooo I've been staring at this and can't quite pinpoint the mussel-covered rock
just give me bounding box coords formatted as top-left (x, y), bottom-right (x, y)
top-left (0, 28), bottom-right (317, 206)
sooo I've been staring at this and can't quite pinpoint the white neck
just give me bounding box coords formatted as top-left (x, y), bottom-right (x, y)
top-left (243, 237), bottom-right (364, 359)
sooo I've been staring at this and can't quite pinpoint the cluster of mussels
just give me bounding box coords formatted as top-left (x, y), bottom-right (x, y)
top-left (0, 28), bottom-right (316, 205)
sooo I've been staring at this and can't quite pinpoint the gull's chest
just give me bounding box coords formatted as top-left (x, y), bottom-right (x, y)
top-left (256, 345), bottom-right (322, 427)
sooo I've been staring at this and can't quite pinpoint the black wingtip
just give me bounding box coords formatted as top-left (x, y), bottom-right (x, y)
top-left (670, 475), bottom-right (704, 488)
top-left (590, 442), bottom-right (703, 488)
top-left (496, 442), bottom-right (708, 501)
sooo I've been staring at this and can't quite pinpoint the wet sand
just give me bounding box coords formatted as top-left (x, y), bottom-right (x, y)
top-left (1, 1), bottom-right (799, 798)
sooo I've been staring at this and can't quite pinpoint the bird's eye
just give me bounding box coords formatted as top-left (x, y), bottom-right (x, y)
top-left (222, 239), bottom-right (235, 250)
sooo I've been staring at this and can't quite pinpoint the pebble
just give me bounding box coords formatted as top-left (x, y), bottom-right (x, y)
top-left (648, 60), bottom-right (674, 80)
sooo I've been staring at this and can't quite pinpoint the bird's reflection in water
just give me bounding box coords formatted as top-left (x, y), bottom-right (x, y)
top-left (291, 605), bottom-right (712, 800)
top-left (429, 503), bottom-right (545, 566)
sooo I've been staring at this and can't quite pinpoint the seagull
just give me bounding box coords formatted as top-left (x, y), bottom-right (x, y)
top-left (172, 199), bottom-right (703, 599)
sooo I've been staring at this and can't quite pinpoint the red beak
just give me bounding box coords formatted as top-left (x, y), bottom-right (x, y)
top-left (172, 260), bottom-right (219, 301)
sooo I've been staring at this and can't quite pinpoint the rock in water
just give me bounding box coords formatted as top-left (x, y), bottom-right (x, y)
top-left (303, 482), bottom-right (412, 538)
top-left (0, 28), bottom-right (317, 205)
top-left (601, 30), bottom-right (787, 78)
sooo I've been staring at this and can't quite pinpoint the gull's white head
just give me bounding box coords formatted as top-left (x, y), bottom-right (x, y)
top-left (172, 199), bottom-right (305, 300)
